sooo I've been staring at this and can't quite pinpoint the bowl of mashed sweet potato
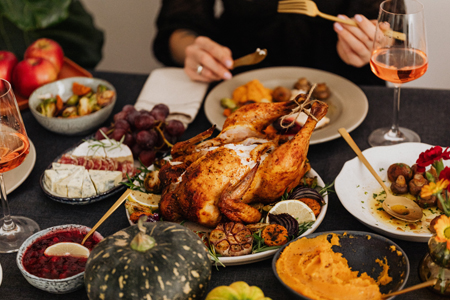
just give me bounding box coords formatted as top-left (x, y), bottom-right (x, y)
top-left (272, 230), bottom-right (409, 300)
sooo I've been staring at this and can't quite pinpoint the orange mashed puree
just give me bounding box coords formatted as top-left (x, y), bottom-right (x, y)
top-left (276, 233), bottom-right (383, 300)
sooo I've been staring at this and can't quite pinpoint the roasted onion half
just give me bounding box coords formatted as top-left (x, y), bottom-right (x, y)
top-left (288, 186), bottom-right (325, 204)
top-left (268, 213), bottom-right (299, 237)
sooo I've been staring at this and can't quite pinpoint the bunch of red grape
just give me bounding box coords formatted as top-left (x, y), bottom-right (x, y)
top-left (94, 103), bottom-right (185, 167)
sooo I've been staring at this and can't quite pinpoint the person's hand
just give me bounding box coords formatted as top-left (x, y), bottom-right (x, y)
top-left (184, 36), bottom-right (233, 83)
top-left (333, 14), bottom-right (377, 68)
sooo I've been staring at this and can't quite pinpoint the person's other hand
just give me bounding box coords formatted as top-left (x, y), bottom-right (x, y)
top-left (184, 36), bottom-right (233, 83)
top-left (333, 14), bottom-right (377, 68)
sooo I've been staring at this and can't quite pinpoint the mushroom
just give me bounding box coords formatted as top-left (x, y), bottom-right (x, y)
top-left (410, 163), bottom-right (424, 176)
top-left (426, 166), bottom-right (438, 182)
top-left (417, 194), bottom-right (437, 208)
top-left (387, 163), bottom-right (413, 182)
top-left (429, 215), bottom-right (444, 233)
top-left (408, 173), bottom-right (428, 196)
top-left (294, 77), bottom-right (311, 91)
top-left (390, 175), bottom-right (408, 194)
top-left (312, 83), bottom-right (331, 100)
top-left (272, 86), bottom-right (292, 102)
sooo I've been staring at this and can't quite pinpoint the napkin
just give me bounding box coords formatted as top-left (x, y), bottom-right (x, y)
top-left (135, 67), bottom-right (209, 128)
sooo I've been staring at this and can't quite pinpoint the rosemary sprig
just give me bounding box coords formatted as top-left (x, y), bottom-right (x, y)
top-left (193, 230), bottom-right (224, 269)
top-left (319, 181), bottom-right (335, 197)
top-left (298, 221), bottom-right (314, 236)
top-left (208, 243), bottom-right (225, 269)
top-left (251, 230), bottom-right (285, 253)
top-left (121, 159), bottom-right (153, 192)
top-left (84, 130), bottom-right (126, 155)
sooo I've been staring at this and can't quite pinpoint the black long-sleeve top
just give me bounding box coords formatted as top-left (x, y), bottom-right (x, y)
top-left (153, 0), bottom-right (385, 86)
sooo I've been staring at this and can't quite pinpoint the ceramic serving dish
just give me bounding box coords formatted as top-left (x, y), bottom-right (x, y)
top-left (272, 230), bottom-right (410, 300)
top-left (17, 224), bottom-right (103, 294)
top-left (29, 77), bottom-right (116, 135)
top-left (335, 143), bottom-right (442, 242)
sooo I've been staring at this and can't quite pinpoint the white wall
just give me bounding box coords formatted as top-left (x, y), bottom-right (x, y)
top-left (81, 0), bottom-right (450, 90)
top-left (80, 0), bottom-right (163, 74)
top-left (395, 0), bottom-right (450, 89)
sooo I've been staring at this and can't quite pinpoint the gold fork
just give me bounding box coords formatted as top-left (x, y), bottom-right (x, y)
top-left (278, 0), bottom-right (357, 26)
top-left (278, 0), bottom-right (405, 40)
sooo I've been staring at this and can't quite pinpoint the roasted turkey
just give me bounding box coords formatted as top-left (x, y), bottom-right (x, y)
top-left (159, 94), bottom-right (328, 228)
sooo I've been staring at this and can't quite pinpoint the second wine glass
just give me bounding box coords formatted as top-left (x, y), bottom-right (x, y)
top-left (369, 0), bottom-right (427, 147)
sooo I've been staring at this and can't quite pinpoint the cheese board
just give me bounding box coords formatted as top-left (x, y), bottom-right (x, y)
top-left (40, 138), bottom-right (136, 205)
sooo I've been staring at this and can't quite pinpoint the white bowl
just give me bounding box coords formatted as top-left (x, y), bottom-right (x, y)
top-left (29, 77), bottom-right (116, 135)
top-left (335, 142), bottom-right (443, 242)
top-left (16, 224), bottom-right (103, 294)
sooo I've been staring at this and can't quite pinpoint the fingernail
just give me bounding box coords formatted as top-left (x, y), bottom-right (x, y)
top-left (355, 14), bottom-right (363, 22)
top-left (334, 22), bottom-right (343, 31)
top-left (225, 60), bottom-right (233, 68)
top-left (223, 72), bottom-right (232, 80)
top-left (338, 14), bottom-right (346, 20)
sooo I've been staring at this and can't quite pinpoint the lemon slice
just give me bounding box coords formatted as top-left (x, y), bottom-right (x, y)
top-left (44, 242), bottom-right (90, 258)
top-left (128, 190), bottom-right (161, 211)
top-left (266, 199), bottom-right (316, 224)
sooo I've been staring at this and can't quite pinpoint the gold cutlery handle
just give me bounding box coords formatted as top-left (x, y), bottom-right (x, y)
top-left (381, 279), bottom-right (437, 298)
top-left (81, 188), bottom-right (133, 245)
top-left (338, 128), bottom-right (389, 192)
top-left (318, 12), bottom-right (357, 26)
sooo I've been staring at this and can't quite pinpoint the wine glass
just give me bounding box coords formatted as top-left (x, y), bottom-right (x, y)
top-left (0, 79), bottom-right (39, 253)
top-left (368, 0), bottom-right (427, 147)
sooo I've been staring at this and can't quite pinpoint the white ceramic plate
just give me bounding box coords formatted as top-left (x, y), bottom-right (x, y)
top-left (4, 140), bottom-right (36, 195)
top-left (126, 168), bottom-right (328, 266)
top-left (335, 142), bottom-right (439, 243)
top-left (0, 262), bottom-right (2, 286)
top-left (204, 66), bottom-right (368, 145)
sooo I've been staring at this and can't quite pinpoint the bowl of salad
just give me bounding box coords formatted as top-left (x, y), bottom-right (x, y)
top-left (29, 77), bottom-right (116, 135)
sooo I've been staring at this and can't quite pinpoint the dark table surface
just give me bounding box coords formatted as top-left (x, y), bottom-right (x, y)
top-left (0, 70), bottom-right (449, 300)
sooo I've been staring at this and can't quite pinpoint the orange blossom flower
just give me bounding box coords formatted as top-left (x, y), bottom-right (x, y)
top-left (435, 215), bottom-right (450, 250)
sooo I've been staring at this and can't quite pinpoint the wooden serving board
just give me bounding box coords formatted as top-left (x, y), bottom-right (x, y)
top-left (16, 57), bottom-right (92, 110)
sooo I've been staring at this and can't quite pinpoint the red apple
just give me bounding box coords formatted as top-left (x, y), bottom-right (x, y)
top-left (24, 38), bottom-right (64, 73)
top-left (0, 51), bottom-right (18, 83)
top-left (12, 58), bottom-right (58, 97)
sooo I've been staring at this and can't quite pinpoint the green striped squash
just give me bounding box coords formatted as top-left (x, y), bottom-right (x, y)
top-left (84, 219), bottom-right (211, 300)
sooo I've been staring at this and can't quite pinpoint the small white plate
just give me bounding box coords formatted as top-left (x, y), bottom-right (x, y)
top-left (0, 262), bottom-right (2, 286)
top-left (126, 168), bottom-right (328, 266)
top-left (4, 140), bottom-right (36, 194)
top-left (335, 142), bottom-right (439, 242)
top-left (204, 66), bottom-right (368, 145)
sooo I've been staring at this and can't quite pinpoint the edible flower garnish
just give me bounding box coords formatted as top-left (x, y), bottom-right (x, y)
top-left (435, 215), bottom-right (450, 250)
top-left (417, 146), bottom-right (450, 214)
top-left (421, 180), bottom-right (449, 199)
top-left (417, 146), bottom-right (450, 293)
top-left (416, 145), bottom-right (450, 173)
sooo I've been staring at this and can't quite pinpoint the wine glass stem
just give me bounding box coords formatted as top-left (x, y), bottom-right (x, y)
top-left (388, 85), bottom-right (403, 138)
top-left (0, 173), bottom-right (15, 231)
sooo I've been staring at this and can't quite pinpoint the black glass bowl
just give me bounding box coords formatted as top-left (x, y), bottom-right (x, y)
top-left (272, 230), bottom-right (410, 300)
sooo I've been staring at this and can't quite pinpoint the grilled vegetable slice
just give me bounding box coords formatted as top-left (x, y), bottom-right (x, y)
top-left (261, 224), bottom-right (289, 247)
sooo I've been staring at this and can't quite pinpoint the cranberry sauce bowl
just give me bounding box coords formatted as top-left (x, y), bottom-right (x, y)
top-left (16, 224), bottom-right (103, 294)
